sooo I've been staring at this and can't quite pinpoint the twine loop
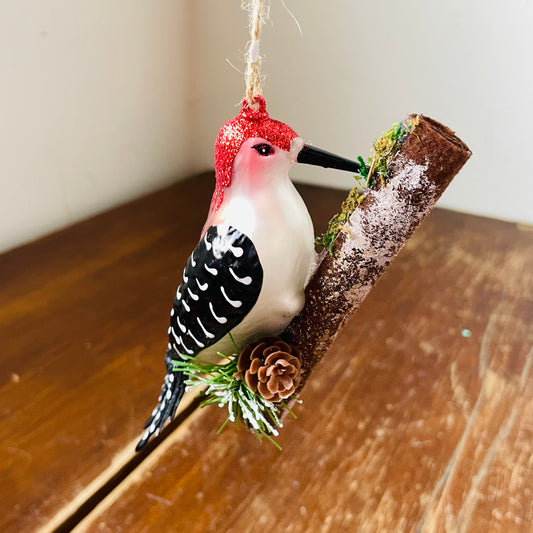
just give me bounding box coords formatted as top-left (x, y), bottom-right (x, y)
top-left (243, 0), bottom-right (268, 106)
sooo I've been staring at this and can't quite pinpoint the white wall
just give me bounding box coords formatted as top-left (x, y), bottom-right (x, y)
top-left (2, 1), bottom-right (532, 253)
top-left (0, 1), bottom-right (195, 253)
top-left (191, 0), bottom-right (533, 226)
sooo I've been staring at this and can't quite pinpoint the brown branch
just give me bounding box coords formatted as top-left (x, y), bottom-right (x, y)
top-left (284, 115), bottom-right (472, 387)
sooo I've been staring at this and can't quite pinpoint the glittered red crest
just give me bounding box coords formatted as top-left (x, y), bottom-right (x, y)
top-left (211, 95), bottom-right (298, 212)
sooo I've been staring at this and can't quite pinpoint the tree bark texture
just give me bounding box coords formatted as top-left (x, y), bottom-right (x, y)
top-left (284, 115), bottom-right (472, 385)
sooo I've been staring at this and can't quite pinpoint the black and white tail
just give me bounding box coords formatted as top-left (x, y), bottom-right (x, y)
top-left (135, 351), bottom-right (186, 451)
top-left (136, 224), bottom-right (263, 451)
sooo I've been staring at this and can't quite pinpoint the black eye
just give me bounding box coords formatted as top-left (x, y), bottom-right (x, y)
top-left (252, 143), bottom-right (274, 156)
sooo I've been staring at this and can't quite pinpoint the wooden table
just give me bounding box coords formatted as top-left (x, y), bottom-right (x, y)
top-left (2, 173), bottom-right (532, 533)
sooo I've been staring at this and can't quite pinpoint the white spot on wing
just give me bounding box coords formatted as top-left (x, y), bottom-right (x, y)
top-left (196, 278), bottom-right (208, 291)
top-left (212, 234), bottom-right (225, 259)
top-left (209, 302), bottom-right (227, 324)
top-left (204, 233), bottom-right (212, 250)
top-left (183, 268), bottom-right (188, 283)
top-left (187, 287), bottom-right (199, 301)
top-left (221, 286), bottom-right (242, 308)
top-left (229, 267), bottom-right (252, 285)
top-left (177, 315), bottom-right (186, 333)
top-left (230, 245), bottom-right (243, 257)
top-left (172, 342), bottom-right (185, 355)
top-left (204, 263), bottom-right (217, 276)
top-left (170, 328), bottom-right (181, 346)
top-left (197, 317), bottom-right (215, 339)
top-left (191, 251), bottom-right (196, 267)
top-left (188, 330), bottom-right (205, 348)
top-left (181, 339), bottom-right (194, 354)
top-left (182, 299), bottom-right (191, 312)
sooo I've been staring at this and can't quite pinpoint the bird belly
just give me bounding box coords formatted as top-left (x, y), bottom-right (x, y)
top-left (197, 181), bottom-right (315, 360)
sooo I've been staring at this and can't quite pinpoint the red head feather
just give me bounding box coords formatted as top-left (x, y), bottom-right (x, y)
top-left (211, 96), bottom-right (298, 212)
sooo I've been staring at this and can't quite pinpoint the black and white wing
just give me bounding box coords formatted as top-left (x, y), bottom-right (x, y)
top-left (136, 225), bottom-right (263, 450)
top-left (169, 224), bottom-right (263, 356)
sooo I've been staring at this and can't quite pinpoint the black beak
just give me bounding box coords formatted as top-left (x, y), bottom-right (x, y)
top-left (297, 144), bottom-right (361, 173)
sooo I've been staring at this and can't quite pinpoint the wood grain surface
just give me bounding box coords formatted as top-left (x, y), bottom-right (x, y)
top-left (2, 173), bottom-right (533, 532)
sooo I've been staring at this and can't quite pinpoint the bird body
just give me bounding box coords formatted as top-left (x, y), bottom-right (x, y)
top-left (137, 97), bottom-right (359, 450)
top-left (199, 135), bottom-right (315, 361)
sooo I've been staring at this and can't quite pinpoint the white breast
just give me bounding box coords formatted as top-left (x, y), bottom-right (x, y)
top-left (200, 173), bottom-right (315, 359)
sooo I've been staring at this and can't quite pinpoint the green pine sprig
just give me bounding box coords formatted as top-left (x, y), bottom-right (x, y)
top-left (171, 334), bottom-right (299, 449)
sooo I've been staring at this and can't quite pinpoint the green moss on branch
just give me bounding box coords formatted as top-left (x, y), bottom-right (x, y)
top-left (315, 116), bottom-right (420, 255)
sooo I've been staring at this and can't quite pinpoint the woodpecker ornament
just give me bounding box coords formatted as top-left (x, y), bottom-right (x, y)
top-left (137, 96), bottom-right (360, 450)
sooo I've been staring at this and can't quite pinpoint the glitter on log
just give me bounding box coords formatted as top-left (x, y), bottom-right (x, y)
top-left (283, 115), bottom-right (472, 386)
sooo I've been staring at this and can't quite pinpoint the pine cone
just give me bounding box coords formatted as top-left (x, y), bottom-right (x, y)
top-left (236, 337), bottom-right (301, 403)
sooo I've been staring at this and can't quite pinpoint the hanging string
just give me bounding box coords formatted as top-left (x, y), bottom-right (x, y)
top-left (243, 0), bottom-right (269, 106)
